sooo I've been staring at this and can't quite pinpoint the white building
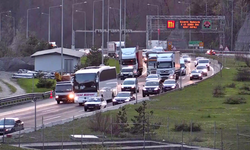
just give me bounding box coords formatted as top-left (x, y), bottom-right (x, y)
top-left (31, 48), bottom-right (84, 73)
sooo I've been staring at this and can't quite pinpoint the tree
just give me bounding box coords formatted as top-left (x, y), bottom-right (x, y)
top-left (83, 47), bottom-right (108, 67)
top-left (130, 101), bottom-right (161, 136)
top-left (116, 107), bottom-right (129, 133)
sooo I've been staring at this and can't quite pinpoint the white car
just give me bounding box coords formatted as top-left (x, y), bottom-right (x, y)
top-left (194, 57), bottom-right (205, 66)
top-left (196, 64), bottom-right (208, 76)
top-left (84, 97), bottom-right (107, 111)
top-left (182, 55), bottom-right (191, 63)
top-left (190, 70), bottom-right (203, 80)
top-left (121, 78), bottom-right (139, 93)
top-left (146, 74), bottom-right (161, 82)
top-left (196, 59), bottom-right (211, 71)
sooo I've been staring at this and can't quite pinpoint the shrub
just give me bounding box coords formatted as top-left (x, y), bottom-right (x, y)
top-left (174, 122), bottom-right (201, 132)
top-left (226, 83), bottom-right (236, 88)
top-left (87, 111), bottom-right (111, 134)
top-left (235, 68), bottom-right (250, 81)
top-left (238, 90), bottom-right (250, 95)
top-left (36, 78), bottom-right (54, 88)
top-left (224, 96), bottom-right (246, 104)
top-left (213, 85), bottom-right (225, 97)
top-left (239, 84), bottom-right (250, 91)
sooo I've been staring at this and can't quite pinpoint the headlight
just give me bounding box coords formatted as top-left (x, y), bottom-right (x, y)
top-left (120, 73), bottom-right (123, 75)
top-left (55, 95), bottom-right (59, 99)
top-left (171, 85), bottom-right (175, 88)
top-left (74, 96), bottom-right (79, 101)
top-left (169, 75), bottom-right (174, 79)
top-left (143, 88), bottom-right (146, 90)
top-left (203, 69), bottom-right (207, 73)
top-left (112, 99), bottom-right (117, 102)
top-left (133, 70), bottom-right (137, 74)
top-left (68, 93), bottom-right (75, 99)
top-left (190, 74), bottom-right (193, 77)
top-left (125, 99), bottom-right (130, 102)
top-left (131, 86), bottom-right (135, 89)
top-left (154, 87), bottom-right (159, 90)
top-left (199, 74), bottom-right (202, 76)
top-left (5, 128), bottom-right (11, 132)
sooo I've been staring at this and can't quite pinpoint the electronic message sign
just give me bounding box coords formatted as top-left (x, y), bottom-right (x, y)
top-left (179, 20), bottom-right (201, 29)
top-left (167, 20), bottom-right (176, 29)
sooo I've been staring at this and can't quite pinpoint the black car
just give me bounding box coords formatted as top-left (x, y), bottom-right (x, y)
top-left (142, 80), bottom-right (162, 97)
top-left (0, 118), bottom-right (24, 135)
top-left (112, 91), bottom-right (135, 105)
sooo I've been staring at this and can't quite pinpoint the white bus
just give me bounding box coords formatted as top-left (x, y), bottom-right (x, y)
top-left (73, 65), bottom-right (118, 106)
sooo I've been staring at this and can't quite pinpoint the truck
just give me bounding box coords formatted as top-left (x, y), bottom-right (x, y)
top-left (107, 41), bottom-right (125, 58)
top-left (156, 51), bottom-right (180, 81)
top-left (146, 51), bottom-right (166, 75)
top-left (120, 47), bottom-right (143, 77)
top-left (54, 73), bottom-right (74, 104)
top-left (148, 40), bottom-right (167, 50)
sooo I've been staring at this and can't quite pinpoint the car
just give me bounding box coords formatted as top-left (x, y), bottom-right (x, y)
top-left (190, 70), bottom-right (203, 80)
top-left (196, 64), bottom-right (208, 76)
top-left (0, 118), bottom-right (24, 135)
top-left (142, 80), bottom-right (162, 97)
top-left (121, 78), bottom-right (139, 93)
top-left (55, 81), bottom-right (74, 104)
top-left (120, 66), bottom-right (137, 80)
top-left (194, 57), bottom-right (205, 67)
top-left (112, 91), bottom-right (135, 105)
top-left (180, 58), bottom-right (186, 76)
top-left (182, 55), bottom-right (191, 63)
top-left (206, 50), bottom-right (216, 55)
top-left (197, 59), bottom-right (211, 71)
top-left (84, 97), bottom-right (107, 111)
top-left (146, 74), bottom-right (161, 82)
top-left (162, 79), bottom-right (179, 92)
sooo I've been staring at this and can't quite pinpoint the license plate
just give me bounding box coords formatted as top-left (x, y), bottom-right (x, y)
top-left (88, 106), bottom-right (94, 108)
top-left (62, 98), bottom-right (66, 100)
top-left (148, 90), bottom-right (152, 92)
top-left (117, 101), bottom-right (123, 103)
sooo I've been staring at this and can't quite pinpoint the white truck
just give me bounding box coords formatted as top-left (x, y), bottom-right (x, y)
top-left (156, 51), bottom-right (180, 81)
top-left (120, 47), bottom-right (143, 77)
top-left (107, 41), bottom-right (125, 58)
top-left (148, 40), bottom-right (167, 50)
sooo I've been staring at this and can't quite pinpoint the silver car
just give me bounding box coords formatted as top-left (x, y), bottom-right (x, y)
top-left (190, 70), bottom-right (203, 80)
top-left (196, 65), bottom-right (208, 76)
top-left (146, 74), bottom-right (161, 82)
top-left (121, 78), bottom-right (139, 93)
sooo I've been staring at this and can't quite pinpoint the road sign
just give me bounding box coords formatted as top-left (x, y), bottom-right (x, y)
top-left (167, 20), bottom-right (176, 29)
top-left (224, 46), bottom-right (229, 51)
top-left (199, 42), bottom-right (204, 48)
top-left (167, 41), bottom-right (172, 51)
top-left (202, 20), bottom-right (212, 29)
top-left (189, 41), bottom-right (202, 47)
top-left (219, 45), bottom-right (223, 49)
top-left (179, 20), bottom-right (201, 29)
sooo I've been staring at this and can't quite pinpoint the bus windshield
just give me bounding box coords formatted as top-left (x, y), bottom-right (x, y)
top-left (122, 59), bottom-right (136, 65)
top-left (73, 73), bottom-right (98, 93)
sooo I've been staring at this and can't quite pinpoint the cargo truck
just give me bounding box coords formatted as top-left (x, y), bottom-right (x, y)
top-left (156, 51), bottom-right (180, 81)
top-left (107, 41), bottom-right (125, 58)
top-left (120, 47), bottom-right (143, 77)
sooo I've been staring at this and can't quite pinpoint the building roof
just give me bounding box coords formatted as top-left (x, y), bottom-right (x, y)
top-left (31, 47), bottom-right (84, 58)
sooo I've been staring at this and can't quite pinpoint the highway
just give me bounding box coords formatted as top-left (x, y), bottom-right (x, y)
top-left (0, 57), bottom-right (221, 131)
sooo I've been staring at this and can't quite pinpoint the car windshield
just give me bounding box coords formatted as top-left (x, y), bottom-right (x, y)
top-left (88, 98), bottom-right (101, 102)
top-left (147, 61), bottom-right (156, 67)
top-left (147, 75), bottom-right (158, 78)
top-left (197, 66), bottom-right (206, 69)
top-left (145, 81), bottom-right (159, 86)
top-left (180, 64), bottom-right (185, 68)
top-left (117, 92), bottom-right (130, 97)
top-left (199, 60), bottom-right (209, 63)
top-left (122, 59), bottom-right (136, 65)
top-left (164, 80), bottom-right (176, 84)
top-left (0, 119), bottom-right (15, 125)
top-left (55, 84), bottom-right (73, 92)
top-left (123, 80), bottom-right (135, 85)
top-left (157, 62), bottom-right (172, 68)
top-left (191, 70), bottom-right (201, 73)
top-left (121, 68), bottom-right (133, 72)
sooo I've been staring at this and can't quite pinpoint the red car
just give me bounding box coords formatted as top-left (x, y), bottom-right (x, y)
top-left (206, 50), bottom-right (216, 55)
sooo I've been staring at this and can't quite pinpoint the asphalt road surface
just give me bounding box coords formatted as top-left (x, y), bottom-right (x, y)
top-left (0, 57), bottom-right (221, 131)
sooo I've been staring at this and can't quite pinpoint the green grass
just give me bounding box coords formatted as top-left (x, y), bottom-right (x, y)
top-left (0, 85), bottom-right (2, 92)
top-left (107, 58), bottom-right (120, 73)
top-left (8, 56), bottom-right (250, 150)
top-left (0, 79), bottom-right (17, 93)
top-left (17, 78), bottom-right (55, 93)
top-left (0, 144), bottom-right (28, 150)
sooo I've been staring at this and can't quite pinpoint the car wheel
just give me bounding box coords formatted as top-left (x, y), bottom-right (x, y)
top-left (142, 94), bottom-right (145, 97)
top-left (84, 107), bottom-right (87, 111)
top-left (190, 78), bottom-right (192, 80)
top-left (112, 102), bottom-right (116, 106)
top-left (200, 78), bottom-right (203, 80)
top-left (57, 101), bottom-right (60, 104)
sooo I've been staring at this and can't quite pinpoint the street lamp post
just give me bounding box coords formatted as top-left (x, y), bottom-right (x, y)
top-left (0, 10), bottom-right (11, 41)
top-left (72, 1), bottom-right (87, 50)
top-left (5, 15), bottom-right (15, 37)
top-left (119, 0), bottom-right (122, 70)
top-left (147, 4), bottom-right (159, 44)
top-left (41, 12), bottom-right (49, 42)
top-left (26, 7), bottom-right (40, 39)
top-left (49, 5), bottom-right (62, 43)
top-left (124, 0), bottom-right (126, 46)
top-left (76, 10), bottom-right (87, 48)
top-left (108, 6), bottom-right (119, 42)
top-left (92, 0), bottom-right (102, 47)
top-left (101, 0), bottom-right (105, 64)
top-left (178, 1), bottom-right (191, 46)
top-left (61, 0), bottom-right (64, 75)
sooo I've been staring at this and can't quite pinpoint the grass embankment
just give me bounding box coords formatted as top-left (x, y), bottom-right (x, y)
top-left (0, 85), bottom-right (2, 92)
top-left (0, 144), bottom-right (27, 150)
top-left (17, 78), bottom-right (55, 93)
top-left (0, 79), bottom-right (17, 93)
top-left (10, 56), bottom-right (250, 150)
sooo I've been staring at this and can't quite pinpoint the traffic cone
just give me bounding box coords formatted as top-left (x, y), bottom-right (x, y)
top-left (50, 90), bottom-right (53, 99)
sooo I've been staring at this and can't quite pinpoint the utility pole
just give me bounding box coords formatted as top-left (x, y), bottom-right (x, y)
top-left (101, 0), bottom-right (104, 64)
top-left (123, 0), bottom-right (126, 46)
top-left (107, 0), bottom-right (110, 45)
top-left (119, 0), bottom-right (122, 70)
top-left (231, 0), bottom-right (234, 51)
top-left (61, 0), bottom-right (64, 75)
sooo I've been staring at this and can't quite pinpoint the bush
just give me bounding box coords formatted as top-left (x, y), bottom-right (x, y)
top-left (224, 96), bottom-right (246, 104)
top-left (239, 84), bottom-right (250, 91)
top-left (238, 90), bottom-right (250, 95)
top-left (226, 83), bottom-right (236, 88)
top-left (174, 122), bottom-right (201, 132)
top-left (87, 111), bottom-right (111, 134)
top-left (235, 68), bottom-right (250, 81)
top-left (36, 78), bottom-right (54, 88)
top-left (213, 85), bottom-right (225, 97)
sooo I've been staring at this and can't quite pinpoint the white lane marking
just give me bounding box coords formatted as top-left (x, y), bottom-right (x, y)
top-left (211, 66), bottom-right (214, 76)
top-left (43, 115), bottom-right (61, 121)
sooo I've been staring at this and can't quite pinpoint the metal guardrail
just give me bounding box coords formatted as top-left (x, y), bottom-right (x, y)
top-left (0, 91), bottom-right (51, 108)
